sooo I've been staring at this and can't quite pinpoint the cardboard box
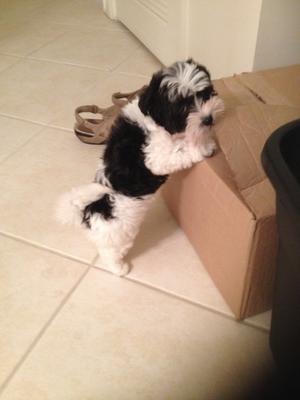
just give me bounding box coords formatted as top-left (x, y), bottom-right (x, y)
top-left (162, 65), bottom-right (300, 319)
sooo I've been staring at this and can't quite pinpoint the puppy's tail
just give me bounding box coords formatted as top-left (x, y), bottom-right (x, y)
top-left (55, 183), bottom-right (110, 227)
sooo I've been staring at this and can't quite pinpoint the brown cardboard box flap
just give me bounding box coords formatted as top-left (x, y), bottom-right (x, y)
top-left (216, 103), bottom-right (300, 191)
top-left (241, 179), bottom-right (276, 219)
top-left (213, 77), bottom-right (259, 108)
top-left (238, 64), bottom-right (300, 107)
top-left (214, 66), bottom-right (300, 191)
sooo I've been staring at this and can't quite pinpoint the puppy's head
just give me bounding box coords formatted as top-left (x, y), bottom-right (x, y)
top-left (139, 59), bottom-right (224, 156)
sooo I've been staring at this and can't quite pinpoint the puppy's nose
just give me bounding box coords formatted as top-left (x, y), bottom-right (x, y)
top-left (202, 115), bottom-right (213, 126)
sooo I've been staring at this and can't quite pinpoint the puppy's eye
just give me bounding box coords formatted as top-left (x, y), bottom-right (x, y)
top-left (197, 91), bottom-right (210, 102)
top-left (196, 86), bottom-right (215, 102)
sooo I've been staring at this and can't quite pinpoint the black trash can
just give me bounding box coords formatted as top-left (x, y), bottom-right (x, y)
top-left (261, 118), bottom-right (300, 374)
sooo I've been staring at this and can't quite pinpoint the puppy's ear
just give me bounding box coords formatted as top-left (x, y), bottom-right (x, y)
top-left (138, 70), bottom-right (163, 115)
top-left (186, 57), bottom-right (195, 64)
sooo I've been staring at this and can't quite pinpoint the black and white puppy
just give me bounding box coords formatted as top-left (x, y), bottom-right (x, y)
top-left (56, 59), bottom-right (224, 276)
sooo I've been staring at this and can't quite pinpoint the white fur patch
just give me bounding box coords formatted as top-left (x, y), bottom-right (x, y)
top-left (56, 178), bottom-right (154, 276)
top-left (161, 61), bottom-right (210, 101)
top-left (196, 95), bottom-right (225, 120)
top-left (88, 194), bottom-right (153, 247)
top-left (143, 125), bottom-right (205, 175)
top-left (122, 98), bottom-right (158, 132)
top-left (55, 183), bottom-right (110, 226)
top-left (86, 193), bottom-right (154, 276)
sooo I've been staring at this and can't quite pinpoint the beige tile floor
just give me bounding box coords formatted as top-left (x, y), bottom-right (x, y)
top-left (0, 1), bottom-right (273, 398)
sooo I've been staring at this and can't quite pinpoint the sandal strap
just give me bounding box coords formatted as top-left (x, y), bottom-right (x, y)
top-left (74, 104), bottom-right (107, 130)
top-left (75, 129), bottom-right (107, 145)
top-left (112, 85), bottom-right (148, 106)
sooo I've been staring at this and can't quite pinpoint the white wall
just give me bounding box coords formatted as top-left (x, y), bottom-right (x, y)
top-left (188, 0), bottom-right (263, 78)
top-left (253, 0), bottom-right (300, 71)
top-left (109, 0), bottom-right (299, 78)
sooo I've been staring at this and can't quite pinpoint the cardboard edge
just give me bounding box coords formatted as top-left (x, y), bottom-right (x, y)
top-left (239, 215), bottom-right (278, 318)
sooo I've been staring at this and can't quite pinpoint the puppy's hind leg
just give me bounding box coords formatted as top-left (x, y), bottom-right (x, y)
top-left (88, 223), bottom-right (133, 277)
top-left (100, 246), bottom-right (130, 277)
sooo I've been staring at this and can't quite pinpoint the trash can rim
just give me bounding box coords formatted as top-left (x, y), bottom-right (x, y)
top-left (261, 118), bottom-right (300, 213)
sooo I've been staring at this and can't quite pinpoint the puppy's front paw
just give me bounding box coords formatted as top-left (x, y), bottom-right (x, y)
top-left (110, 261), bottom-right (130, 277)
top-left (200, 141), bottom-right (217, 158)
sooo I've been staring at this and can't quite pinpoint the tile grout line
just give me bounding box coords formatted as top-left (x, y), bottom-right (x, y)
top-left (1, 35), bottom-right (141, 74)
top-left (90, 264), bottom-right (270, 333)
top-left (0, 50), bottom-right (151, 79)
top-left (0, 116), bottom-right (77, 168)
top-left (26, 55), bottom-right (109, 73)
top-left (0, 56), bottom-right (25, 74)
top-left (0, 126), bottom-right (45, 166)
top-left (96, 264), bottom-right (237, 321)
top-left (89, 259), bottom-right (238, 322)
top-left (25, 31), bottom-right (68, 58)
top-left (0, 50), bottom-right (107, 73)
top-left (109, 46), bottom-right (141, 73)
top-left (0, 31), bottom-right (68, 62)
top-left (0, 111), bottom-right (52, 127)
top-left (0, 51), bottom-right (151, 78)
top-left (0, 231), bottom-right (270, 334)
top-left (112, 70), bottom-right (151, 79)
top-left (0, 266), bottom-right (91, 397)
top-left (0, 231), bottom-right (96, 269)
top-left (0, 51), bottom-right (150, 89)
top-left (0, 112), bottom-right (74, 133)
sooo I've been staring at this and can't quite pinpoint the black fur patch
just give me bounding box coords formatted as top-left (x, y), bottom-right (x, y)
top-left (139, 61), bottom-right (214, 134)
top-left (103, 117), bottom-right (168, 197)
top-left (139, 76), bottom-right (194, 134)
top-left (196, 85), bottom-right (216, 102)
top-left (82, 194), bottom-right (114, 227)
top-left (138, 71), bottom-right (189, 133)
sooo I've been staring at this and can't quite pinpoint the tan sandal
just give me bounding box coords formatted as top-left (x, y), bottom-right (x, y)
top-left (74, 86), bottom-right (147, 145)
top-left (74, 104), bottom-right (119, 145)
top-left (111, 86), bottom-right (147, 107)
